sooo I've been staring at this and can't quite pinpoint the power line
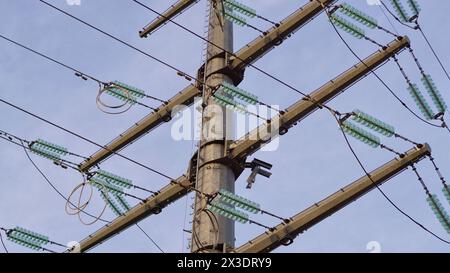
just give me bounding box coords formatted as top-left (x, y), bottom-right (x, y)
top-left (0, 130), bottom-right (159, 196)
top-left (0, 131), bottom-right (85, 170)
top-left (135, 223), bottom-right (165, 253)
top-left (0, 98), bottom-right (174, 180)
top-left (379, 4), bottom-right (399, 35)
top-left (380, 1), bottom-right (450, 82)
top-left (0, 34), bottom-right (165, 110)
top-left (0, 32), bottom-right (279, 124)
top-left (391, 52), bottom-right (450, 134)
top-left (428, 155), bottom-right (449, 188)
top-left (37, 0), bottom-right (338, 125)
top-left (410, 164), bottom-right (450, 229)
top-left (38, 0), bottom-right (280, 115)
top-left (417, 26), bottom-right (450, 82)
top-left (0, 136), bottom-right (164, 252)
top-left (380, 0), bottom-right (416, 30)
top-left (0, 97), bottom-right (191, 251)
top-left (0, 231), bottom-right (8, 253)
top-left (39, 0), bottom-right (201, 88)
top-left (34, 0), bottom-right (278, 117)
top-left (18, 138), bottom-right (111, 223)
top-left (0, 34), bottom-right (104, 84)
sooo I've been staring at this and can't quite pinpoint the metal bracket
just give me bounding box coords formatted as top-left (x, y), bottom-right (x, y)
top-left (198, 51), bottom-right (245, 86)
top-left (188, 144), bottom-right (246, 182)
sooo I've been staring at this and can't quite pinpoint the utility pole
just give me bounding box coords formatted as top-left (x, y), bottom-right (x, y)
top-left (191, 0), bottom-right (235, 253)
top-left (74, 36), bottom-right (409, 253)
top-left (70, 1), bottom-right (421, 253)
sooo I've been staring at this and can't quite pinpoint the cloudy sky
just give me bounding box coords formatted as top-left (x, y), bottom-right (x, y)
top-left (1, 0), bottom-right (449, 253)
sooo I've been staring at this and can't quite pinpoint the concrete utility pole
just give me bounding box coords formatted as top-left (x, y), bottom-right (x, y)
top-left (71, 0), bottom-right (423, 254)
top-left (191, 0), bottom-right (235, 253)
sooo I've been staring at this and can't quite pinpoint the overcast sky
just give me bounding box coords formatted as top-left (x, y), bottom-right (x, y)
top-left (1, 0), bottom-right (450, 253)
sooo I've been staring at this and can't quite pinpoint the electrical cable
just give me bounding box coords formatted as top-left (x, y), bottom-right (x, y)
top-left (0, 34), bottom-right (163, 112)
top-left (392, 52), bottom-right (450, 130)
top-left (4, 1), bottom-right (284, 200)
top-left (428, 155), bottom-right (449, 188)
top-left (42, 0), bottom-right (450, 249)
top-left (203, 208), bottom-right (220, 248)
top-left (65, 181), bottom-right (94, 216)
top-left (0, 130), bottom-right (158, 196)
top-left (18, 139), bottom-right (111, 223)
top-left (20, 139), bottom-right (163, 251)
top-left (380, 1), bottom-right (450, 82)
top-left (1, 135), bottom-right (163, 251)
top-left (0, 34), bottom-right (104, 84)
top-left (96, 83), bottom-right (159, 114)
top-left (380, 0), bottom-right (417, 30)
top-left (39, 0), bottom-right (202, 88)
top-left (135, 223), bottom-right (165, 253)
top-left (32, 1), bottom-right (279, 119)
top-left (0, 98), bottom-right (174, 180)
top-left (379, 4), bottom-right (399, 35)
top-left (411, 164), bottom-right (430, 194)
top-left (0, 134), bottom-right (81, 171)
top-left (0, 232), bottom-right (8, 253)
top-left (417, 27), bottom-right (450, 82)
top-left (5, 19), bottom-right (433, 242)
top-left (189, 0), bottom-right (213, 251)
top-left (68, 181), bottom-right (108, 226)
top-left (410, 164), bottom-right (450, 228)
